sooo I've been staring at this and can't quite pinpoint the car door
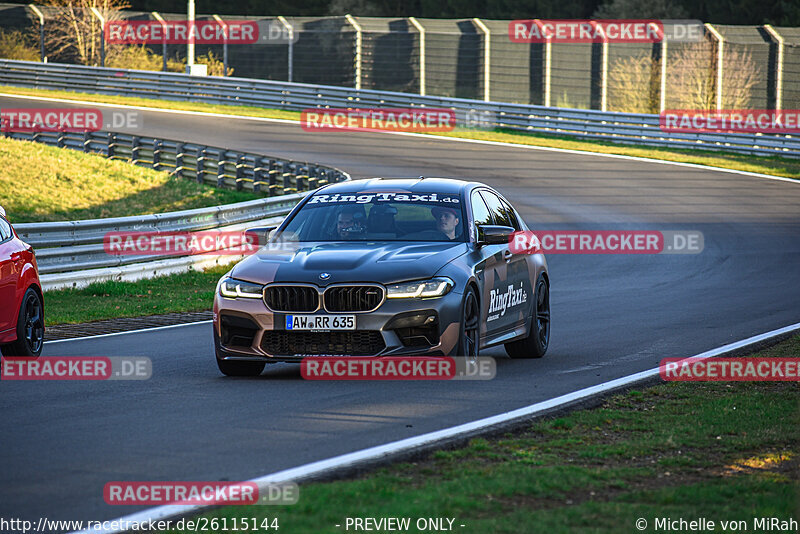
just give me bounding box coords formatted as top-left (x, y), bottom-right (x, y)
top-left (0, 217), bottom-right (17, 333)
top-left (478, 190), bottom-right (533, 336)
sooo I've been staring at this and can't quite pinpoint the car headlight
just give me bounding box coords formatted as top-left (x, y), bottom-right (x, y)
top-left (218, 277), bottom-right (264, 299)
top-left (386, 277), bottom-right (454, 299)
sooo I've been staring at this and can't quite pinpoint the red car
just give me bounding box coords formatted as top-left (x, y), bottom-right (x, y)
top-left (0, 206), bottom-right (44, 356)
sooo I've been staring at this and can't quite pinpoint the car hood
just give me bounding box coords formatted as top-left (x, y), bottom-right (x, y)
top-left (230, 241), bottom-right (469, 286)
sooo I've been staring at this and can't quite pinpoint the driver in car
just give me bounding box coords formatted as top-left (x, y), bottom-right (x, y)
top-left (431, 206), bottom-right (460, 240)
top-left (335, 207), bottom-right (366, 239)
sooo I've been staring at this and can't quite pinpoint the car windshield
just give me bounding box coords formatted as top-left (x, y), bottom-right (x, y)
top-left (281, 191), bottom-right (466, 242)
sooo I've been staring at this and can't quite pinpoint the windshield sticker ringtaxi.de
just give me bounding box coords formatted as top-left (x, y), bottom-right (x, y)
top-left (307, 193), bottom-right (460, 205)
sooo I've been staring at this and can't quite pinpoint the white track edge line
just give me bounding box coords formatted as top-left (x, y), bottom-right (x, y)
top-left (1, 92), bottom-right (797, 185)
top-left (43, 320), bottom-right (211, 344)
top-left (72, 320), bottom-right (800, 534)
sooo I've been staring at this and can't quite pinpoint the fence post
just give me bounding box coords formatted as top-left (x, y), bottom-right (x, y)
top-left (212, 15), bottom-right (228, 76)
top-left (763, 24), bottom-right (784, 111)
top-left (591, 21), bottom-right (608, 112)
top-left (345, 14), bottom-right (362, 90)
top-left (534, 20), bottom-right (551, 107)
top-left (152, 12), bottom-right (168, 72)
top-left (409, 17), bottom-right (426, 96)
top-left (473, 18), bottom-right (491, 102)
top-left (28, 4), bottom-right (45, 62)
top-left (90, 7), bottom-right (105, 67)
top-left (278, 16), bottom-right (294, 83)
top-left (705, 23), bottom-right (724, 111)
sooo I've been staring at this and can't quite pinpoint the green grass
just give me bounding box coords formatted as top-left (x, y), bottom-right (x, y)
top-left (165, 336), bottom-right (800, 534)
top-left (0, 136), bottom-right (257, 222)
top-left (2, 85), bottom-right (799, 181)
top-left (44, 264), bottom-right (230, 325)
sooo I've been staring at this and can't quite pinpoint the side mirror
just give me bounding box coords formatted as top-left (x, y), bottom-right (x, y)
top-left (477, 225), bottom-right (515, 246)
top-left (0, 205), bottom-right (6, 218)
top-left (244, 226), bottom-right (277, 247)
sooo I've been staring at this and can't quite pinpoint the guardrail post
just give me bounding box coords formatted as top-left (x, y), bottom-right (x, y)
top-left (217, 149), bottom-right (227, 187)
top-left (175, 143), bottom-right (184, 178)
top-left (131, 136), bottom-right (140, 164)
top-left (253, 157), bottom-right (267, 193)
top-left (473, 18), bottom-right (491, 102)
top-left (57, 130), bottom-right (65, 148)
top-left (153, 138), bottom-right (162, 170)
top-left (278, 16), bottom-right (294, 82)
top-left (269, 159), bottom-right (279, 196)
top-left (235, 153), bottom-right (245, 190)
top-left (764, 25), bottom-right (784, 111)
top-left (308, 165), bottom-right (319, 190)
top-left (107, 132), bottom-right (115, 158)
top-left (82, 130), bottom-right (91, 152)
top-left (152, 12), bottom-right (168, 72)
top-left (196, 146), bottom-right (206, 183)
top-left (345, 14), bottom-right (362, 90)
top-left (28, 4), bottom-right (45, 62)
top-left (296, 163), bottom-right (309, 191)
top-left (705, 23), bottom-right (724, 111)
top-left (282, 161), bottom-right (294, 193)
top-left (409, 17), bottom-right (426, 95)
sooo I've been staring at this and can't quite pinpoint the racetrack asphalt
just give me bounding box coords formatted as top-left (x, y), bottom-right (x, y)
top-left (1, 95), bottom-right (799, 529)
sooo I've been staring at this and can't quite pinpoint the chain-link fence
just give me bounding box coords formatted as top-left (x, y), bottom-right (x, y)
top-left (1, 3), bottom-right (798, 112)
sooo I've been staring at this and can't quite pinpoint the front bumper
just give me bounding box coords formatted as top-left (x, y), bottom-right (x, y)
top-left (213, 289), bottom-right (464, 362)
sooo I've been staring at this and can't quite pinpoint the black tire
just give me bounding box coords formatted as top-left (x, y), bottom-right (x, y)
top-left (214, 332), bottom-right (265, 377)
top-left (455, 286), bottom-right (480, 357)
top-left (1, 287), bottom-right (44, 357)
top-left (505, 274), bottom-right (549, 359)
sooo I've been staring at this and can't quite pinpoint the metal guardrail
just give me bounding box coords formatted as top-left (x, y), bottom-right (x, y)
top-left (1, 59), bottom-right (799, 158)
top-left (4, 127), bottom-right (349, 282)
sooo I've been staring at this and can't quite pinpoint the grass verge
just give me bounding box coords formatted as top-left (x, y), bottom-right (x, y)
top-left (0, 136), bottom-right (257, 222)
top-left (2, 85), bottom-right (799, 181)
top-left (44, 264), bottom-right (229, 325)
top-left (166, 335), bottom-right (799, 534)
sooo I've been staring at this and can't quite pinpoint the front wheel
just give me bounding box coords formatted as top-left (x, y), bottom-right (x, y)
top-left (1, 287), bottom-right (44, 357)
top-left (505, 274), bottom-right (549, 359)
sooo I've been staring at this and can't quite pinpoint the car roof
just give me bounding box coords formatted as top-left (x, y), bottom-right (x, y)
top-left (317, 177), bottom-right (474, 196)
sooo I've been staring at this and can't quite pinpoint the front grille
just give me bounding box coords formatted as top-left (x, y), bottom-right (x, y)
top-left (261, 331), bottom-right (385, 356)
top-left (264, 285), bottom-right (318, 312)
top-left (324, 286), bottom-right (384, 312)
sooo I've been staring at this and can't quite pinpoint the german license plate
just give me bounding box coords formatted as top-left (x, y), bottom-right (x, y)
top-left (285, 314), bottom-right (356, 331)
